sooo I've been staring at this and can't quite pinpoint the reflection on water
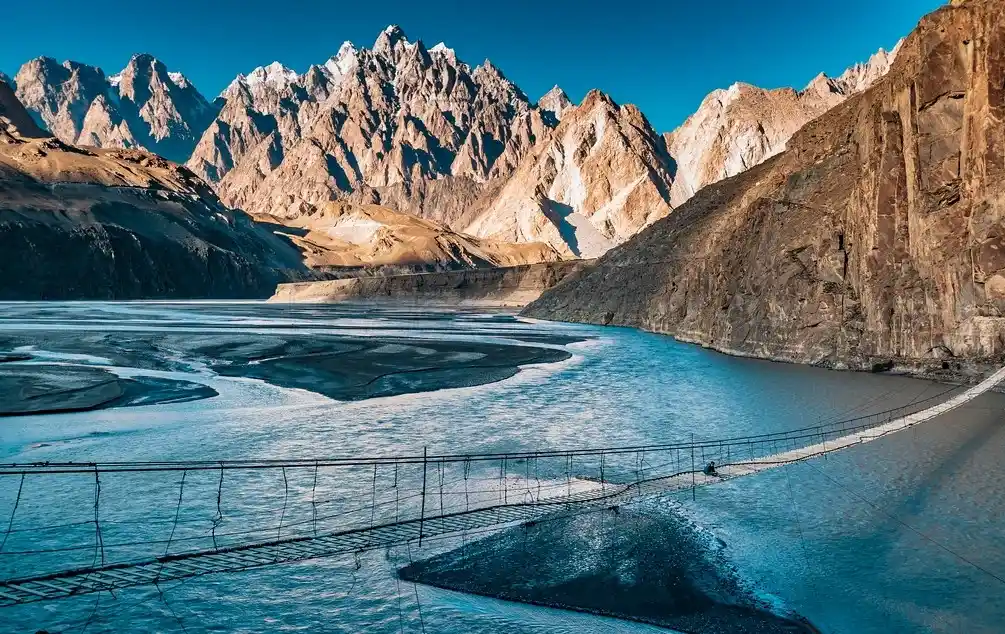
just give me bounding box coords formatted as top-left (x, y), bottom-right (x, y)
top-left (0, 302), bottom-right (1003, 633)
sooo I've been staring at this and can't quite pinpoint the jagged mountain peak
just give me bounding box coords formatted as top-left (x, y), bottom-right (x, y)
top-left (429, 42), bottom-right (456, 59)
top-left (324, 42), bottom-right (359, 80)
top-left (168, 71), bottom-right (193, 89)
top-left (247, 61), bottom-right (299, 87)
top-left (538, 85), bottom-right (573, 121)
top-left (13, 50), bottom-right (216, 162)
top-left (379, 24), bottom-right (407, 42)
top-left (664, 43), bottom-right (900, 208)
top-left (473, 59), bottom-right (503, 78)
top-left (579, 88), bottom-right (616, 110)
top-left (374, 24), bottom-right (409, 61)
top-left (126, 52), bottom-right (159, 66)
top-left (831, 39), bottom-right (902, 93)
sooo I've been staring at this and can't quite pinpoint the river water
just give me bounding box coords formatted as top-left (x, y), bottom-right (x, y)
top-left (0, 302), bottom-right (1002, 633)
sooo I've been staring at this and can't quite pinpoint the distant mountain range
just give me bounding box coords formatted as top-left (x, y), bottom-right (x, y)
top-left (7, 27), bottom-right (898, 257)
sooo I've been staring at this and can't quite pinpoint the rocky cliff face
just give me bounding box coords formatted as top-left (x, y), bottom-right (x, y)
top-left (0, 79), bottom-right (47, 139)
top-left (526, 0), bottom-right (1005, 373)
top-left (13, 54), bottom-right (217, 162)
top-left (0, 79), bottom-right (307, 299)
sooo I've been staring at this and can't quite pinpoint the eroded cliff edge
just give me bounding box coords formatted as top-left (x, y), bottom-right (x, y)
top-left (525, 0), bottom-right (1005, 377)
top-left (271, 260), bottom-right (590, 307)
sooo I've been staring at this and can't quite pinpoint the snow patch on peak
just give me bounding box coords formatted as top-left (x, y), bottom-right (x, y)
top-left (335, 41), bottom-right (357, 60)
top-left (108, 73), bottom-right (122, 87)
top-left (167, 71), bottom-right (192, 89)
top-left (325, 42), bottom-right (359, 81)
top-left (374, 24), bottom-right (409, 60)
top-left (538, 85), bottom-right (574, 121)
top-left (429, 42), bottom-right (455, 57)
top-left (246, 62), bottom-right (298, 88)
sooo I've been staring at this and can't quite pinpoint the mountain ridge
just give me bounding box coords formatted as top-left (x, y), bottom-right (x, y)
top-left (7, 27), bottom-right (901, 258)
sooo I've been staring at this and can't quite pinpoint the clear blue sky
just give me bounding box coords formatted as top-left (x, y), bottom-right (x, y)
top-left (1, 0), bottom-right (944, 132)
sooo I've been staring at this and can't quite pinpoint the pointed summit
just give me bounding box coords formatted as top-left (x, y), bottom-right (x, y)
top-left (325, 42), bottom-right (359, 81)
top-left (429, 42), bottom-right (456, 60)
top-left (538, 85), bottom-right (573, 121)
top-left (374, 25), bottom-right (409, 61)
top-left (474, 59), bottom-right (504, 78)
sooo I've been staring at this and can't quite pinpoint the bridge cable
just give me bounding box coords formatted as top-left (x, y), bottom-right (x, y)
top-left (0, 473), bottom-right (24, 556)
top-left (405, 540), bottom-right (426, 634)
top-left (311, 460), bottom-right (319, 538)
top-left (802, 460), bottom-right (1005, 588)
top-left (392, 464), bottom-right (405, 634)
top-left (0, 382), bottom-right (967, 476)
top-left (93, 468), bottom-right (106, 567)
top-left (211, 463), bottom-right (224, 550)
top-left (276, 467), bottom-right (289, 560)
top-left (79, 468), bottom-right (109, 634)
top-left (367, 464), bottom-right (377, 548)
top-left (782, 461), bottom-right (821, 602)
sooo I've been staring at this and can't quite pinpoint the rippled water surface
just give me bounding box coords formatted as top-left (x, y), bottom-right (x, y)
top-left (0, 302), bottom-right (1003, 633)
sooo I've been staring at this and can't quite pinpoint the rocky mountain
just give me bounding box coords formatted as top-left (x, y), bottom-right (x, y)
top-left (537, 85), bottom-right (574, 122)
top-left (526, 0), bottom-right (1004, 375)
top-left (0, 79), bottom-right (46, 139)
top-left (0, 77), bottom-right (307, 299)
top-left (665, 45), bottom-right (900, 207)
top-left (13, 54), bottom-right (217, 163)
top-left (465, 90), bottom-right (676, 258)
top-left (187, 26), bottom-right (554, 228)
top-left (183, 25), bottom-right (898, 258)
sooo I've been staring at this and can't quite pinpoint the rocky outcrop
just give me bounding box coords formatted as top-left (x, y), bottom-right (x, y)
top-left (526, 0), bottom-right (1005, 374)
top-left (0, 87), bottom-right (308, 299)
top-left (13, 54), bottom-right (217, 162)
top-left (0, 78), bottom-right (47, 139)
top-left (271, 260), bottom-right (590, 306)
top-left (257, 201), bottom-right (560, 272)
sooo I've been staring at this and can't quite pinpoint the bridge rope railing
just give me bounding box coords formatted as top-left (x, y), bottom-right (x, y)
top-left (0, 373), bottom-right (997, 609)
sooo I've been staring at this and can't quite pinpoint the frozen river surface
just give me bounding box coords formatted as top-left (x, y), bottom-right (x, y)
top-left (0, 302), bottom-right (1003, 633)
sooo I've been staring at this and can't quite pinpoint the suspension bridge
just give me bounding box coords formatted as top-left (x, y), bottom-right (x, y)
top-left (1, 366), bottom-right (1004, 609)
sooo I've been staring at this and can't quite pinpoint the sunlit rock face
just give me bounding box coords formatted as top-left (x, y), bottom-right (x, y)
top-left (14, 54), bottom-right (216, 162)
